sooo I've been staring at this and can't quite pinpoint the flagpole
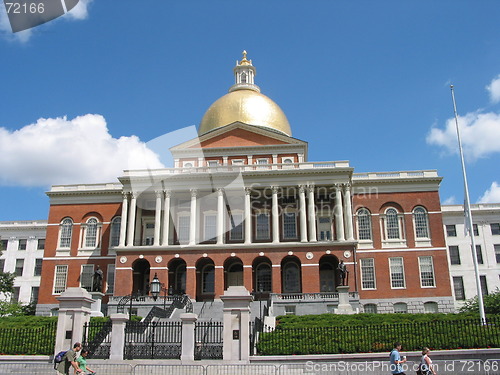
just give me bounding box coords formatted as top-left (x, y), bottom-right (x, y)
top-left (450, 85), bottom-right (486, 323)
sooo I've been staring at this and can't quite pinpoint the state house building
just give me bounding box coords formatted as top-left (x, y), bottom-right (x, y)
top-left (37, 53), bottom-right (455, 316)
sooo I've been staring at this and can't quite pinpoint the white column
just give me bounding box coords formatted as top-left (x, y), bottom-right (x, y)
top-left (217, 188), bottom-right (225, 245)
top-left (109, 313), bottom-right (128, 360)
top-left (126, 193), bottom-right (137, 246)
top-left (189, 189), bottom-right (197, 246)
top-left (272, 186), bottom-right (280, 243)
top-left (335, 185), bottom-right (345, 241)
top-left (299, 185), bottom-right (307, 242)
top-left (180, 313), bottom-right (198, 362)
top-left (153, 191), bottom-right (162, 246)
top-left (161, 190), bottom-right (171, 246)
top-left (307, 185), bottom-right (317, 242)
top-left (343, 184), bottom-right (354, 241)
top-left (244, 188), bottom-right (252, 244)
top-left (118, 193), bottom-right (128, 247)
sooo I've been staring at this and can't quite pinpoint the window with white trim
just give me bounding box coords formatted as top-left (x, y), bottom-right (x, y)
top-left (424, 302), bottom-right (438, 313)
top-left (37, 239), bottom-right (45, 250)
top-left (15, 259), bottom-right (24, 277)
top-left (446, 224), bottom-right (457, 237)
top-left (59, 218), bottom-right (73, 248)
top-left (80, 264), bottom-right (94, 292)
top-left (413, 206), bottom-right (429, 238)
top-left (18, 239), bottom-right (27, 250)
top-left (177, 215), bottom-right (190, 243)
top-left (34, 258), bottom-right (42, 276)
top-left (449, 246), bottom-right (461, 265)
top-left (393, 302), bottom-right (407, 313)
top-left (389, 257), bottom-right (405, 288)
top-left (283, 211), bottom-right (297, 239)
top-left (356, 208), bottom-right (372, 241)
top-left (419, 256), bottom-right (435, 287)
top-left (363, 303), bottom-right (377, 313)
top-left (107, 264), bottom-right (115, 294)
top-left (204, 214), bottom-right (217, 242)
top-left (360, 258), bottom-right (376, 289)
top-left (53, 265), bottom-right (68, 294)
top-left (83, 217), bottom-right (99, 248)
top-left (453, 276), bottom-right (465, 300)
top-left (229, 213), bottom-right (244, 241)
top-left (255, 212), bottom-right (270, 240)
top-left (110, 217), bottom-right (121, 247)
top-left (386, 208), bottom-right (401, 239)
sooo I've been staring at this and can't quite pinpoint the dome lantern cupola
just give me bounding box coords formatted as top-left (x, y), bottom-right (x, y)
top-left (230, 50), bottom-right (260, 93)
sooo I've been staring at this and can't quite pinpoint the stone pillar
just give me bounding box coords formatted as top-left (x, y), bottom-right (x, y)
top-left (126, 193), bottom-right (137, 246)
top-left (299, 185), bottom-right (307, 242)
top-left (217, 188), bottom-right (225, 245)
top-left (189, 189), bottom-right (197, 246)
top-left (271, 186), bottom-right (280, 243)
top-left (221, 286), bottom-right (253, 363)
top-left (180, 313), bottom-right (198, 363)
top-left (109, 313), bottom-right (128, 360)
top-left (154, 191), bottom-right (162, 246)
top-left (89, 292), bottom-right (104, 317)
top-left (334, 185), bottom-right (345, 241)
top-left (244, 188), bottom-right (252, 244)
top-left (161, 190), bottom-right (171, 246)
top-left (334, 285), bottom-right (355, 314)
top-left (118, 193), bottom-right (128, 247)
top-left (54, 288), bottom-right (94, 354)
top-left (343, 184), bottom-right (354, 241)
top-left (307, 185), bottom-right (317, 242)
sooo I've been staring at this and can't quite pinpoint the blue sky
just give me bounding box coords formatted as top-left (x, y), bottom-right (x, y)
top-left (1, 0), bottom-right (500, 221)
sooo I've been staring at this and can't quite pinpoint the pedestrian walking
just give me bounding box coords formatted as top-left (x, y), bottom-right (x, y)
top-left (418, 347), bottom-right (436, 375)
top-left (76, 349), bottom-right (95, 374)
top-left (56, 342), bottom-right (83, 375)
top-left (389, 342), bottom-right (407, 375)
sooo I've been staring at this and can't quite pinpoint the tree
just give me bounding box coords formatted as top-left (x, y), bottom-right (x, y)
top-left (460, 289), bottom-right (500, 315)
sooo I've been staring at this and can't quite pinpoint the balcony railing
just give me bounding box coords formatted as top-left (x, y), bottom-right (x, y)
top-left (270, 292), bottom-right (359, 302)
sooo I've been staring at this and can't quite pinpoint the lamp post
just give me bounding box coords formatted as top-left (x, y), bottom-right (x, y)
top-left (149, 273), bottom-right (168, 309)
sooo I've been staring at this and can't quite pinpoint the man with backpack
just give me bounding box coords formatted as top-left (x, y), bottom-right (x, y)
top-left (56, 342), bottom-right (83, 375)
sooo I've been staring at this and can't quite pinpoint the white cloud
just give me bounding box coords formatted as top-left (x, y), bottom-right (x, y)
top-left (0, 114), bottom-right (164, 187)
top-left (65, 0), bottom-right (93, 20)
top-left (442, 196), bottom-right (457, 205)
top-left (427, 111), bottom-right (500, 160)
top-left (478, 182), bottom-right (500, 203)
top-left (0, 5), bottom-right (32, 43)
top-left (486, 75), bottom-right (500, 104)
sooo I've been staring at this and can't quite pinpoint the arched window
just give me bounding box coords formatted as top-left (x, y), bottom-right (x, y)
top-left (424, 301), bottom-right (438, 313)
top-left (393, 302), bottom-right (407, 313)
top-left (59, 218), bottom-right (73, 248)
top-left (255, 263), bottom-right (272, 293)
top-left (110, 217), bottom-right (121, 247)
top-left (413, 207), bottom-right (429, 238)
top-left (202, 264), bottom-right (215, 293)
top-left (363, 303), bottom-right (377, 314)
top-left (386, 208), bottom-right (400, 239)
top-left (282, 261), bottom-right (301, 293)
top-left (356, 208), bottom-right (372, 240)
top-left (84, 218), bottom-right (98, 248)
top-left (227, 263), bottom-right (244, 287)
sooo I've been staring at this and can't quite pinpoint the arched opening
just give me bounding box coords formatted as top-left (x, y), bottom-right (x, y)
top-left (196, 257), bottom-right (215, 301)
top-left (132, 259), bottom-right (150, 296)
top-left (319, 255), bottom-right (339, 292)
top-left (168, 258), bottom-right (186, 295)
top-left (252, 256), bottom-right (272, 299)
top-left (281, 256), bottom-right (302, 293)
top-left (224, 257), bottom-right (244, 290)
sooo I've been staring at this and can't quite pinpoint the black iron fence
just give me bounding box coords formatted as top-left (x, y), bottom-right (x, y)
top-left (0, 322), bottom-right (56, 355)
top-left (83, 320), bottom-right (112, 359)
top-left (194, 321), bottom-right (223, 360)
top-left (256, 317), bottom-right (500, 355)
top-left (124, 321), bottom-right (182, 359)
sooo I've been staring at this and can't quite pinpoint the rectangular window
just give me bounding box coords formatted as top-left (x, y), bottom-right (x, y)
top-left (80, 265), bottom-right (94, 292)
top-left (37, 239), bottom-right (45, 250)
top-left (255, 213), bottom-right (270, 240)
top-left (360, 258), bottom-right (376, 289)
top-left (476, 245), bottom-right (484, 264)
top-left (389, 257), bottom-right (405, 288)
top-left (480, 275), bottom-right (489, 296)
top-left (106, 265), bottom-right (115, 294)
top-left (419, 256), bottom-right (435, 287)
top-left (18, 239), bottom-right (27, 250)
top-left (54, 265), bottom-right (68, 294)
top-left (204, 214), bottom-right (217, 242)
top-left (178, 216), bottom-right (190, 243)
top-left (283, 212), bottom-right (297, 239)
top-left (491, 223), bottom-right (500, 235)
top-left (11, 287), bottom-right (20, 303)
top-left (0, 239), bottom-right (8, 250)
top-left (473, 224), bottom-right (479, 236)
top-left (453, 276), bottom-right (465, 300)
top-left (0, 259), bottom-right (5, 272)
top-left (15, 259), bottom-right (24, 277)
top-left (496, 245), bottom-right (500, 264)
top-left (229, 214), bottom-right (243, 241)
top-left (31, 287), bottom-right (39, 303)
top-left (208, 160), bottom-right (219, 167)
top-left (449, 246), bottom-right (461, 265)
top-left (34, 258), bottom-right (43, 276)
top-left (446, 224), bottom-right (457, 237)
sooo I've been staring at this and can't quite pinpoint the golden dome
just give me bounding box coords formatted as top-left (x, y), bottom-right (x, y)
top-left (198, 89), bottom-right (292, 136)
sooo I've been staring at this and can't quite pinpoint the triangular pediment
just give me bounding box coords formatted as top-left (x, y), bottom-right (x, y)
top-left (171, 122), bottom-right (306, 151)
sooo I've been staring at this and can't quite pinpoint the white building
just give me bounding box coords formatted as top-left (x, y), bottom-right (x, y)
top-left (442, 204), bottom-right (500, 310)
top-left (0, 221), bottom-right (47, 305)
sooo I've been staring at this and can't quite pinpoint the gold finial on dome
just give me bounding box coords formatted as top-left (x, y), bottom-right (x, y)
top-left (239, 50), bottom-right (252, 66)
